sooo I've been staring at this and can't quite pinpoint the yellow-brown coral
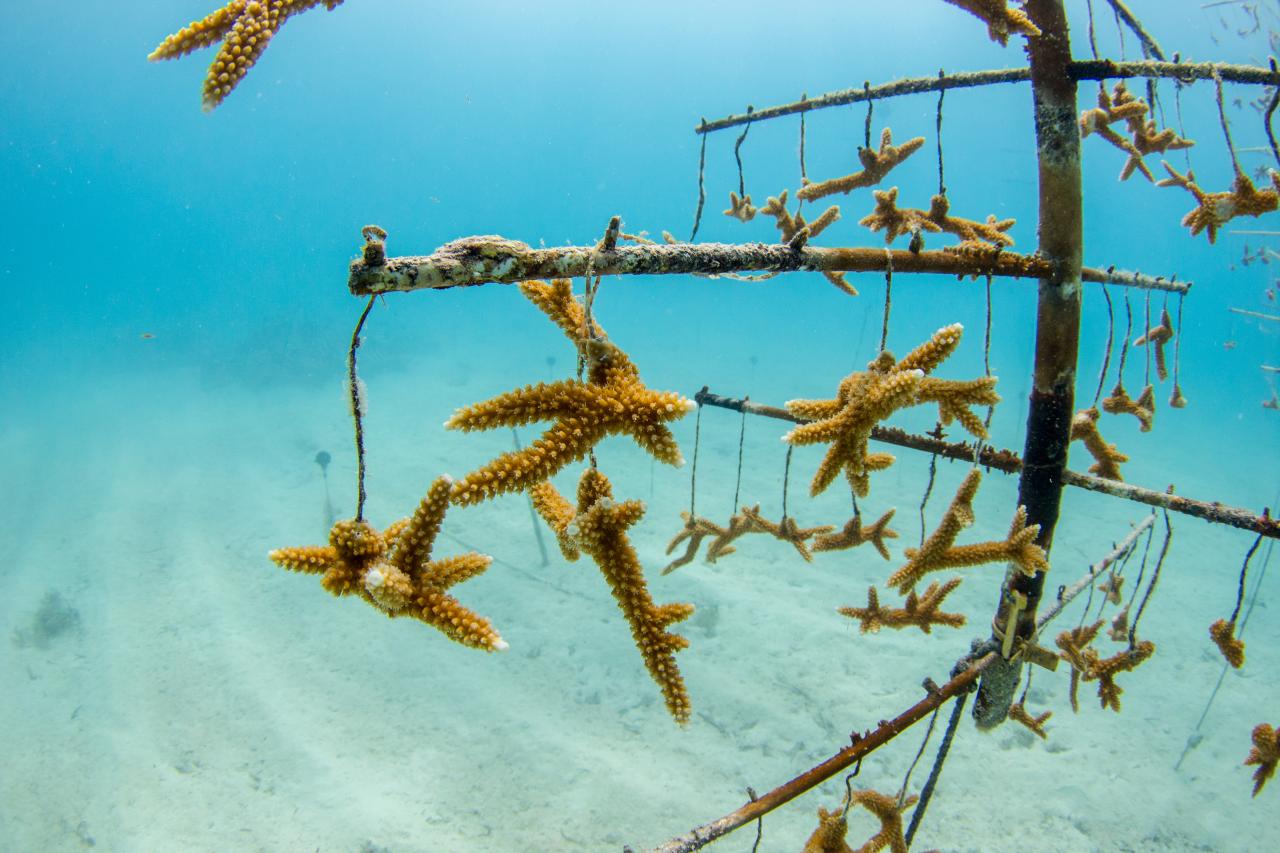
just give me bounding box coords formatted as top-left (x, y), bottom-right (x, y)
top-left (724, 191), bottom-right (757, 222)
top-left (1245, 723), bottom-right (1280, 796)
top-left (1101, 381), bottom-right (1154, 432)
top-left (801, 806), bottom-right (854, 853)
top-left (446, 279), bottom-right (693, 505)
top-left (886, 473), bottom-right (1048, 595)
top-left (942, 0), bottom-right (1040, 45)
top-left (269, 475), bottom-right (506, 651)
top-left (532, 469), bottom-right (694, 724)
top-left (798, 127), bottom-right (925, 202)
top-left (660, 512), bottom-right (726, 574)
top-left (1070, 407), bottom-right (1128, 480)
top-left (757, 190), bottom-right (855, 295)
top-left (1082, 640), bottom-right (1156, 712)
top-left (1158, 163), bottom-right (1280, 243)
top-left (849, 789), bottom-right (918, 853)
top-left (1209, 618), bottom-right (1245, 669)
top-left (739, 506), bottom-right (834, 562)
top-left (784, 324), bottom-right (998, 497)
top-left (839, 579), bottom-right (966, 634)
top-left (1009, 700), bottom-right (1052, 739)
top-left (1079, 82), bottom-right (1156, 182)
top-left (1134, 307), bottom-right (1175, 382)
top-left (149, 0), bottom-right (345, 111)
top-left (1057, 619), bottom-right (1104, 713)
top-left (813, 509), bottom-right (899, 559)
top-left (859, 189), bottom-right (1015, 249)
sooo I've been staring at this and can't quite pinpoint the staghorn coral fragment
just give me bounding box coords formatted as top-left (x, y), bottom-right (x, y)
top-left (839, 579), bottom-right (965, 634)
top-left (704, 506), bottom-right (771, 563)
top-left (813, 509), bottom-right (899, 559)
top-left (269, 475), bottom-right (507, 651)
top-left (1245, 723), bottom-right (1280, 796)
top-left (1070, 407), bottom-right (1128, 480)
top-left (531, 469), bottom-right (695, 724)
top-left (860, 190), bottom-right (1015, 249)
top-left (1209, 618), bottom-right (1246, 669)
top-left (849, 789), bottom-right (918, 853)
top-left (887, 500), bottom-right (1047, 595)
top-left (1057, 619), bottom-right (1104, 713)
top-left (1009, 700), bottom-right (1052, 739)
top-left (1134, 307), bottom-right (1175, 381)
top-left (798, 127), bottom-right (926, 202)
top-left (801, 805), bottom-right (854, 853)
top-left (1101, 381), bottom-right (1154, 432)
top-left (1080, 82), bottom-right (1156, 182)
top-left (885, 468), bottom-right (981, 592)
top-left (942, 0), bottom-right (1041, 45)
top-left (1082, 639), bottom-right (1156, 712)
top-left (1107, 604), bottom-right (1131, 643)
top-left (446, 279), bottom-right (694, 505)
top-left (660, 512), bottom-right (727, 574)
top-left (756, 190), bottom-right (856, 295)
top-left (723, 191), bottom-right (757, 222)
top-left (1157, 163), bottom-right (1280, 243)
top-left (1097, 572), bottom-right (1125, 606)
top-left (784, 324), bottom-right (996, 498)
top-left (739, 506), bottom-right (834, 563)
top-left (149, 0), bottom-right (345, 111)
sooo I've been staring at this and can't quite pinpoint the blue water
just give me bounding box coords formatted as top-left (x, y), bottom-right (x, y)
top-left (2, 1), bottom-right (1278, 850)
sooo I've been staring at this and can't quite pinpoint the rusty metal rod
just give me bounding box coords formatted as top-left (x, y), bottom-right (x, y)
top-left (349, 237), bottom-right (1191, 295)
top-left (694, 390), bottom-right (1280, 539)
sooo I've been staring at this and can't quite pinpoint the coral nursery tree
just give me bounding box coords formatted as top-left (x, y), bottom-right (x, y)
top-left (150, 1), bottom-right (1280, 850)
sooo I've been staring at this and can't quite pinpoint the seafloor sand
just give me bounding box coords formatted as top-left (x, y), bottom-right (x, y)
top-left (1, 302), bottom-right (1276, 852)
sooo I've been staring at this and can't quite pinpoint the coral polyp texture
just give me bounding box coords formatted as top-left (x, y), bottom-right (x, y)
top-left (445, 279), bottom-right (693, 505)
top-left (812, 509), bottom-right (899, 559)
top-left (839, 579), bottom-right (966, 634)
top-left (858, 189), bottom-right (1016, 248)
top-left (942, 0), bottom-right (1041, 45)
top-left (797, 127), bottom-right (925, 202)
top-left (268, 475), bottom-right (507, 651)
top-left (1245, 723), bottom-right (1280, 797)
top-left (783, 323), bottom-right (999, 498)
top-left (1157, 164), bottom-right (1280, 243)
top-left (531, 469), bottom-right (695, 724)
top-left (1070, 407), bottom-right (1128, 480)
top-left (1102, 381), bottom-right (1155, 432)
top-left (1009, 701), bottom-right (1052, 739)
top-left (1209, 618), bottom-right (1245, 669)
top-left (1134, 307), bottom-right (1175, 381)
top-left (149, 0), bottom-right (345, 111)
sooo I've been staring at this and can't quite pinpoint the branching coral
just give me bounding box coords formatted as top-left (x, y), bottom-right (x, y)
top-left (724, 191), bottom-right (757, 222)
top-left (801, 806), bottom-right (854, 853)
top-left (839, 579), bottom-right (966, 634)
top-left (1245, 723), bottom-right (1280, 797)
top-left (149, 0), bottom-right (345, 111)
top-left (797, 127), bottom-right (925, 202)
top-left (1102, 381), bottom-right (1155, 432)
top-left (1009, 700), bottom-right (1052, 739)
top-left (1157, 163), bottom-right (1280, 243)
top-left (1057, 619), bottom-right (1104, 713)
top-left (1070, 407), bottom-right (1128, 480)
top-left (1209, 618), bottom-right (1245, 669)
top-left (1079, 82), bottom-right (1157, 182)
top-left (446, 279), bottom-right (693, 504)
top-left (859, 189), bottom-right (1015, 249)
top-left (942, 0), bottom-right (1041, 45)
top-left (1134, 307), bottom-right (1175, 382)
top-left (757, 190), bottom-right (856, 295)
top-left (813, 509), bottom-right (899, 559)
top-left (1082, 640), bottom-right (1156, 712)
top-left (886, 470), bottom-right (1048, 595)
top-left (660, 512), bottom-right (727, 574)
top-left (739, 506), bottom-right (835, 563)
top-left (784, 324), bottom-right (998, 497)
top-left (531, 469), bottom-right (694, 724)
top-left (848, 789), bottom-right (918, 853)
top-left (269, 475), bottom-right (506, 651)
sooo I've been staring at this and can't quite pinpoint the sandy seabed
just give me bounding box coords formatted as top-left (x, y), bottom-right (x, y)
top-left (1, 352), bottom-right (1275, 853)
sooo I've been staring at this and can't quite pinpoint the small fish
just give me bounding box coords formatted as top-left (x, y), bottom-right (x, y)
top-left (139, 332), bottom-right (156, 340)
top-left (1224, 340), bottom-right (1239, 350)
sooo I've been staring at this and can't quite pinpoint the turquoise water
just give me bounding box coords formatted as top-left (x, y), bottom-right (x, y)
top-left (2, 1), bottom-right (1278, 850)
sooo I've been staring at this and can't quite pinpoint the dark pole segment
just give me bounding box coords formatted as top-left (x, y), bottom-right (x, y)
top-left (974, 0), bottom-right (1083, 730)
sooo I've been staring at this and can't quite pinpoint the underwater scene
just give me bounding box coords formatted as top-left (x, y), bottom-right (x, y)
top-left (2, 1), bottom-right (1279, 850)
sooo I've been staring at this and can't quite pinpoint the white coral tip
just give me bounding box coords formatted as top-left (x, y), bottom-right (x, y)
top-left (492, 638), bottom-right (509, 652)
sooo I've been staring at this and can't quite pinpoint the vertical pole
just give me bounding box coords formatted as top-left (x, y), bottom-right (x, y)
top-left (973, 0), bottom-right (1083, 728)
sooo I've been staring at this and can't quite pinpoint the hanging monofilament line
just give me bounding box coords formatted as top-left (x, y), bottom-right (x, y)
top-left (780, 445), bottom-right (794, 520)
top-left (1142, 289), bottom-right (1152, 387)
top-left (1228, 532), bottom-right (1265, 624)
top-left (980, 273), bottom-right (995, 436)
top-left (1129, 510), bottom-right (1173, 646)
top-left (897, 706), bottom-right (941, 807)
top-left (347, 295), bottom-right (376, 522)
top-left (935, 71), bottom-right (947, 196)
top-left (1115, 292), bottom-right (1133, 383)
top-left (746, 787), bottom-right (763, 853)
top-left (689, 119), bottom-right (709, 242)
top-left (1086, 0), bottom-right (1099, 59)
top-left (512, 428), bottom-right (551, 567)
top-left (1094, 283), bottom-right (1115, 406)
top-left (733, 106), bottom-right (754, 198)
top-left (1175, 61), bottom-right (1193, 170)
top-left (861, 82), bottom-right (874, 149)
top-left (798, 94), bottom-right (808, 212)
top-left (880, 247), bottom-right (894, 353)
top-left (688, 401), bottom-right (702, 519)
top-left (918, 447), bottom-right (940, 548)
top-left (731, 398), bottom-right (748, 514)
top-left (1215, 67), bottom-right (1243, 176)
